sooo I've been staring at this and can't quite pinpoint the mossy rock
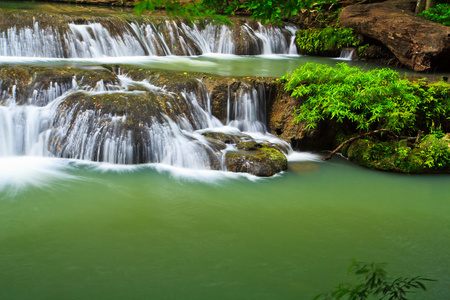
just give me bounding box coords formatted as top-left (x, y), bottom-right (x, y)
top-left (0, 67), bottom-right (32, 103)
top-left (225, 142), bottom-right (287, 177)
top-left (201, 131), bottom-right (253, 144)
top-left (346, 135), bottom-right (450, 173)
top-left (357, 44), bottom-right (392, 59)
top-left (295, 27), bottom-right (363, 57)
top-left (60, 90), bottom-right (186, 128)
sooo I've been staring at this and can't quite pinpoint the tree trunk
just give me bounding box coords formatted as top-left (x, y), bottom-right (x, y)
top-left (416, 0), bottom-right (426, 14)
top-left (426, 0), bottom-right (437, 10)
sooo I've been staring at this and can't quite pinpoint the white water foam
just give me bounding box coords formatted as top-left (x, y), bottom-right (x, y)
top-left (0, 156), bottom-right (75, 193)
top-left (287, 151), bottom-right (322, 162)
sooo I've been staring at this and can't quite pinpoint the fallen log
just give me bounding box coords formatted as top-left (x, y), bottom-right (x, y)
top-left (340, 0), bottom-right (450, 72)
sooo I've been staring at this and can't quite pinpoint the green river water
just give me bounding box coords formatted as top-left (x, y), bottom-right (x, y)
top-left (0, 3), bottom-right (449, 299)
top-left (0, 155), bottom-right (449, 299)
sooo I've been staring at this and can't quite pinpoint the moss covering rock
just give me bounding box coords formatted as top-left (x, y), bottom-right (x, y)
top-left (345, 135), bottom-right (450, 173)
top-left (295, 27), bottom-right (363, 57)
top-left (225, 142), bottom-right (288, 177)
top-left (201, 131), bottom-right (252, 144)
top-left (0, 66), bottom-right (120, 105)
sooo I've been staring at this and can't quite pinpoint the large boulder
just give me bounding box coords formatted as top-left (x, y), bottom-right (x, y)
top-left (225, 141), bottom-right (288, 177)
top-left (267, 81), bottom-right (338, 150)
top-left (340, 0), bottom-right (450, 72)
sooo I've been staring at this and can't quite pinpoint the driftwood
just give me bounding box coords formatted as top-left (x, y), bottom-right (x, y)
top-left (322, 129), bottom-right (398, 161)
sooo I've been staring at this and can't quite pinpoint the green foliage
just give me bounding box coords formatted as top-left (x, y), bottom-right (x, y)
top-left (135, 0), bottom-right (336, 25)
top-left (315, 260), bottom-right (435, 300)
top-left (238, 0), bottom-right (333, 25)
top-left (134, 0), bottom-right (232, 26)
top-left (281, 63), bottom-right (450, 136)
top-left (295, 28), bottom-right (361, 56)
top-left (419, 3), bottom-right (450, 26)
top-left (0, 0), bottom-right (35, 9)
top-left (414, 134), bottom-right (450, 170)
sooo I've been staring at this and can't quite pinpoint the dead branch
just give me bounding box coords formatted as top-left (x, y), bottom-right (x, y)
top-left (322, 129), bottom-right (398, 161)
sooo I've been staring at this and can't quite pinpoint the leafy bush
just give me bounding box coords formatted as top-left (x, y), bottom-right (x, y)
top-left (419, 3), bottom-right (450, 26)
top-left (295, 28), bottom-right (362, 56)
top-left (412, 134), bottom-right (450, 170)
top-left (135, 0), bottom-right (337, 25)
top-left (315, 260), bottom-right (435, 300)
top-left (281, 63), bottom-right (450, 136)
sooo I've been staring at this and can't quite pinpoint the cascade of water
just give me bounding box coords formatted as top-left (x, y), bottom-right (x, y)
top-left (228, 84), bottom-right (267, 133)
top-left (285, 26), bottom-right (299, 55)
top-left (339, 48), bottom-right (356, 60)
top-left (49, 107), bottom-right (134, 164)
top-left (0, 70), bottom-right (290, 169)
top-left (252, 24), bottom-right (290, 55)
top-left (0, 18), bottom-right (298, 57)
top-left (0, 79), bottom-right (75, 157)
top-left (0, 20), bottom-right (66, 57)
top-left (0, 94), bottom-right (66, 157)
top-left (180, 22), bottom-right (234, 54)
top-left (67, 23), bottom-right (147, 58)
top-left (129, 22), bottom-right (172, 56)
top-left (140, 116), bottom-right (221, 169)
top-left (30, 82), bottom-right (72, 106)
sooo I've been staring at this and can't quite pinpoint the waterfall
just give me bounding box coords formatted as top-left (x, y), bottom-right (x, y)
top-left (0, 70), bottom-right (289, 169)
top-left (339, 48), bottom-right (356, 60)
top-left (0, 19), bottom-right (66, 57)
top-left (228, 84), bottom-right (267, 133)
top-left (286, 26), bottom-right (299, 55)
top-left (0, 91), bottom-right (65, 157)
top-left (67, 23), bottom-right (147, 58)
top-left (0, 12), bottom-right (295, 172)
top-left (0, 16), bottom-right (298, 57)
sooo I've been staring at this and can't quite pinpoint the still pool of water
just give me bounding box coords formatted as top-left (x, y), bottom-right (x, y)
top-left (0, 54), bottom-right (416, 78)
top-left (0, 155), bottom-right (448, 299)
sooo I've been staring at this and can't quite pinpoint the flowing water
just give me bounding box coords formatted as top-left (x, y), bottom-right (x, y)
top-left (0, 5), bottom-right (449, 300)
